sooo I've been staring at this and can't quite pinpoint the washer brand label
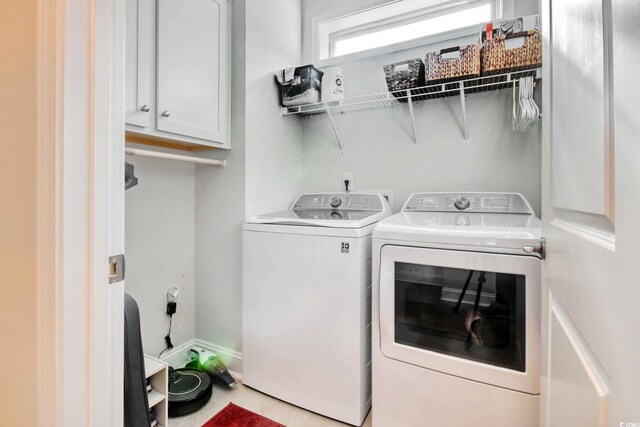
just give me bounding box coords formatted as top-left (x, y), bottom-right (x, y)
top-left (341, 242), bottom-right (350, 253)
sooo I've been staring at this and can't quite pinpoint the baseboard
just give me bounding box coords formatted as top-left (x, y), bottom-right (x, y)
top-left (192, 339), bottom-right (243, 380)
top-left (159, 338), bottom-right (243, 380)
top-left (159, 339), bottom-right (198, 368)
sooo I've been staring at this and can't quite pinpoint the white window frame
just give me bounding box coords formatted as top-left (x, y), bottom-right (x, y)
top-left (312, 0), bottom-right (514, 66)
top-left (329, 0), bottom-right (494, 57)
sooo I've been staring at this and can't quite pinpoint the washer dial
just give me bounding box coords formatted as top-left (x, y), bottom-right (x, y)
top-left (330, 196), bottom-right (342, 208)
top-left (454, 196), bottom-right (470, 210)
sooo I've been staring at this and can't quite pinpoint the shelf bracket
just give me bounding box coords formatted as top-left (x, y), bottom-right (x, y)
top-left (406, 90), bottom-right (419, 150)
top-left (326, 109), bottom-right (344, 154)
top-left (459, 82), bottom-right (470, 146)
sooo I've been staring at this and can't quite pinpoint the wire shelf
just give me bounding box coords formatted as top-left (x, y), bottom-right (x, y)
top-left (281, 68), bottom-right (541, 117)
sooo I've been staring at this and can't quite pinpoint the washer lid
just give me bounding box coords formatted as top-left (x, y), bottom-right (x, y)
top-left (246, 192), bottom-right (391, 229)
top-left (374, 192), bottom-right (541, 251)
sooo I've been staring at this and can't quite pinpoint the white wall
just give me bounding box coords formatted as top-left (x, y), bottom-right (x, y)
top-left (244, 0), bottom-right (304, 216)
top-left (194, 0), bottom-right (303, 358)
top-left (301, 0), bottom-right (542, 214)
top-left (194, 0), bottom-right (246, 355)
top-left (125, 149), bottom-right (196, 357)
top-left (301, 83), bottom-right (542, 213)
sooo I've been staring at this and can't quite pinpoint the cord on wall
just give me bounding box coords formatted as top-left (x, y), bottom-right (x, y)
top-left (158, 286), bottom-right (182, 359)
top-left (158, 306), bottom-right (176, 358)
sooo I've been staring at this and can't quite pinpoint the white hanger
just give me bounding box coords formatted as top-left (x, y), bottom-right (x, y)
top-left (512, 76), bottom-right (539, 132)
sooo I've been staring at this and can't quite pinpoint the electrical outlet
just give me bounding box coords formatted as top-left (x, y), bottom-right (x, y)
top-left (167, 286), bottom-right (180, 302)
top-left (342, 173), bottom-right (354, 192)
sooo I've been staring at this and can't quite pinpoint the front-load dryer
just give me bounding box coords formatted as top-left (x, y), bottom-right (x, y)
top-left (243, 193), bottom-right (391, 426)
top-left (372, 192), bottom-right (543, 427)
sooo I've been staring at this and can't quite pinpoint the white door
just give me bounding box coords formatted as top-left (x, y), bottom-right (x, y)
top-left (379, 245), bottom-right (541, 394)
top-left (125, 0), bottom-right (152, 127)
top-left (156, 0), bottom-right (229, 144)
top-left (541, 0), bottom-right (640, 425)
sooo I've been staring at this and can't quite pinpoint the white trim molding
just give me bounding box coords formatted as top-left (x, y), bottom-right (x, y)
top-left (311, 0), bottom-right (514, 65)
top-left (550, 218), bottom-right (615, 252)
top-left (159, 338), bottom-right (244, 380)
top-left (193, 339), bottom-right (243, 379)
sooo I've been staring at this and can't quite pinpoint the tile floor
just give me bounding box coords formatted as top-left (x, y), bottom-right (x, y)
top-left (169, 381), bottom-right (373, 427)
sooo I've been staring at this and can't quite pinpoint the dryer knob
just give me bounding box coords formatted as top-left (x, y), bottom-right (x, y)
top-left (454, 196), bottom-right (470, 210)
top-left (330, 196), bottom-right (342, 208)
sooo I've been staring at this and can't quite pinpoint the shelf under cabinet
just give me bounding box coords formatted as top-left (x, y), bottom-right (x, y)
top-left (125, 131), bottom-right (221, 152)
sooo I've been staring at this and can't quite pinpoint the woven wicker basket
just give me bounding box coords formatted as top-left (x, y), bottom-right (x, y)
top-left (481, 30), bottom-right (542, 75)
top-left (425, 44), bottom-right (481, 84)
top-left (383, 58), bottom-right (426, 93)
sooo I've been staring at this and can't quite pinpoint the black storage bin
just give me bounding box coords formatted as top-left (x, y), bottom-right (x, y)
top-left (383, 59), bottom-right (426, 99)
top-left (277, 65), bottom-right (323, 107)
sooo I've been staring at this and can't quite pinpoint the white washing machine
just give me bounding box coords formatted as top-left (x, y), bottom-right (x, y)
top-left (243, 192), bottom-right (391, 426)
top-left (372, 192), bottom-right (543, 427)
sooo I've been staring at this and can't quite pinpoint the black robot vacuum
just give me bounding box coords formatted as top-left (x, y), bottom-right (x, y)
top-left (167, 368), bottom-right (212, 417)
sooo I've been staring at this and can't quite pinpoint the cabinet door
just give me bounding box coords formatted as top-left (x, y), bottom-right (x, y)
top-left (156, 0), bottom-right (229, 146)
top-left (125, 0), bottom-right (152, 128)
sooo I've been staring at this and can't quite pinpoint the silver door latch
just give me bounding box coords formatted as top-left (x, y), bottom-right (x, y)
top-left (522, 238), bottom-right (546, 259)
top-left (109, 254), bottom-right (126, 284)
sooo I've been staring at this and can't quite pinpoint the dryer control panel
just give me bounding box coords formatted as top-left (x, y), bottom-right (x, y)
top-left (403, 192), bottom-right (532, 214)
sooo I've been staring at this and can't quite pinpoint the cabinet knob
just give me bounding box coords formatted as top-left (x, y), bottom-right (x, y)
top-left (161, 111), bottom-right (171, 118)
top-left (140, 104), bottom-right (150, 112)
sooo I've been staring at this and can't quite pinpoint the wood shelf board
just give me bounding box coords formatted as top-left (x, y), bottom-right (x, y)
top-left (144, 355), bottom-right (166, 378)
top-left (125, 131), bottom-right (218, 152)
top-left (148, 389), bottom-right (165, 408)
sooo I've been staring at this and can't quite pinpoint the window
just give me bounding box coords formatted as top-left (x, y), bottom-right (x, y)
top-left (315, 0), bottom-right (503, 62)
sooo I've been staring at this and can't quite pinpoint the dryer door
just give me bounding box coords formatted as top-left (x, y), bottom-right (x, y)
top-left (379, 245), bottom-right (540, 394)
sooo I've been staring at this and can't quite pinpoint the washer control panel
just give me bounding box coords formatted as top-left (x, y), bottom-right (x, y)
top-left (292, 193), bottom-right (385, 212)
top-left (404, 192), bottom-right (532, 214)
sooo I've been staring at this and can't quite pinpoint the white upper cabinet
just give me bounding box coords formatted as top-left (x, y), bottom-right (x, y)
top-left (125, 0), bottom-right (152, 128)
top-left (125, 0), bottom-right (230, 149)
top-left (157, 0), bottom-right (229, 143)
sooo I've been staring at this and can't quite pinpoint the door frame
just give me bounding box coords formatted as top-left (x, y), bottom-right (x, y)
top-left (36, 0), bottom-right (125, 424)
